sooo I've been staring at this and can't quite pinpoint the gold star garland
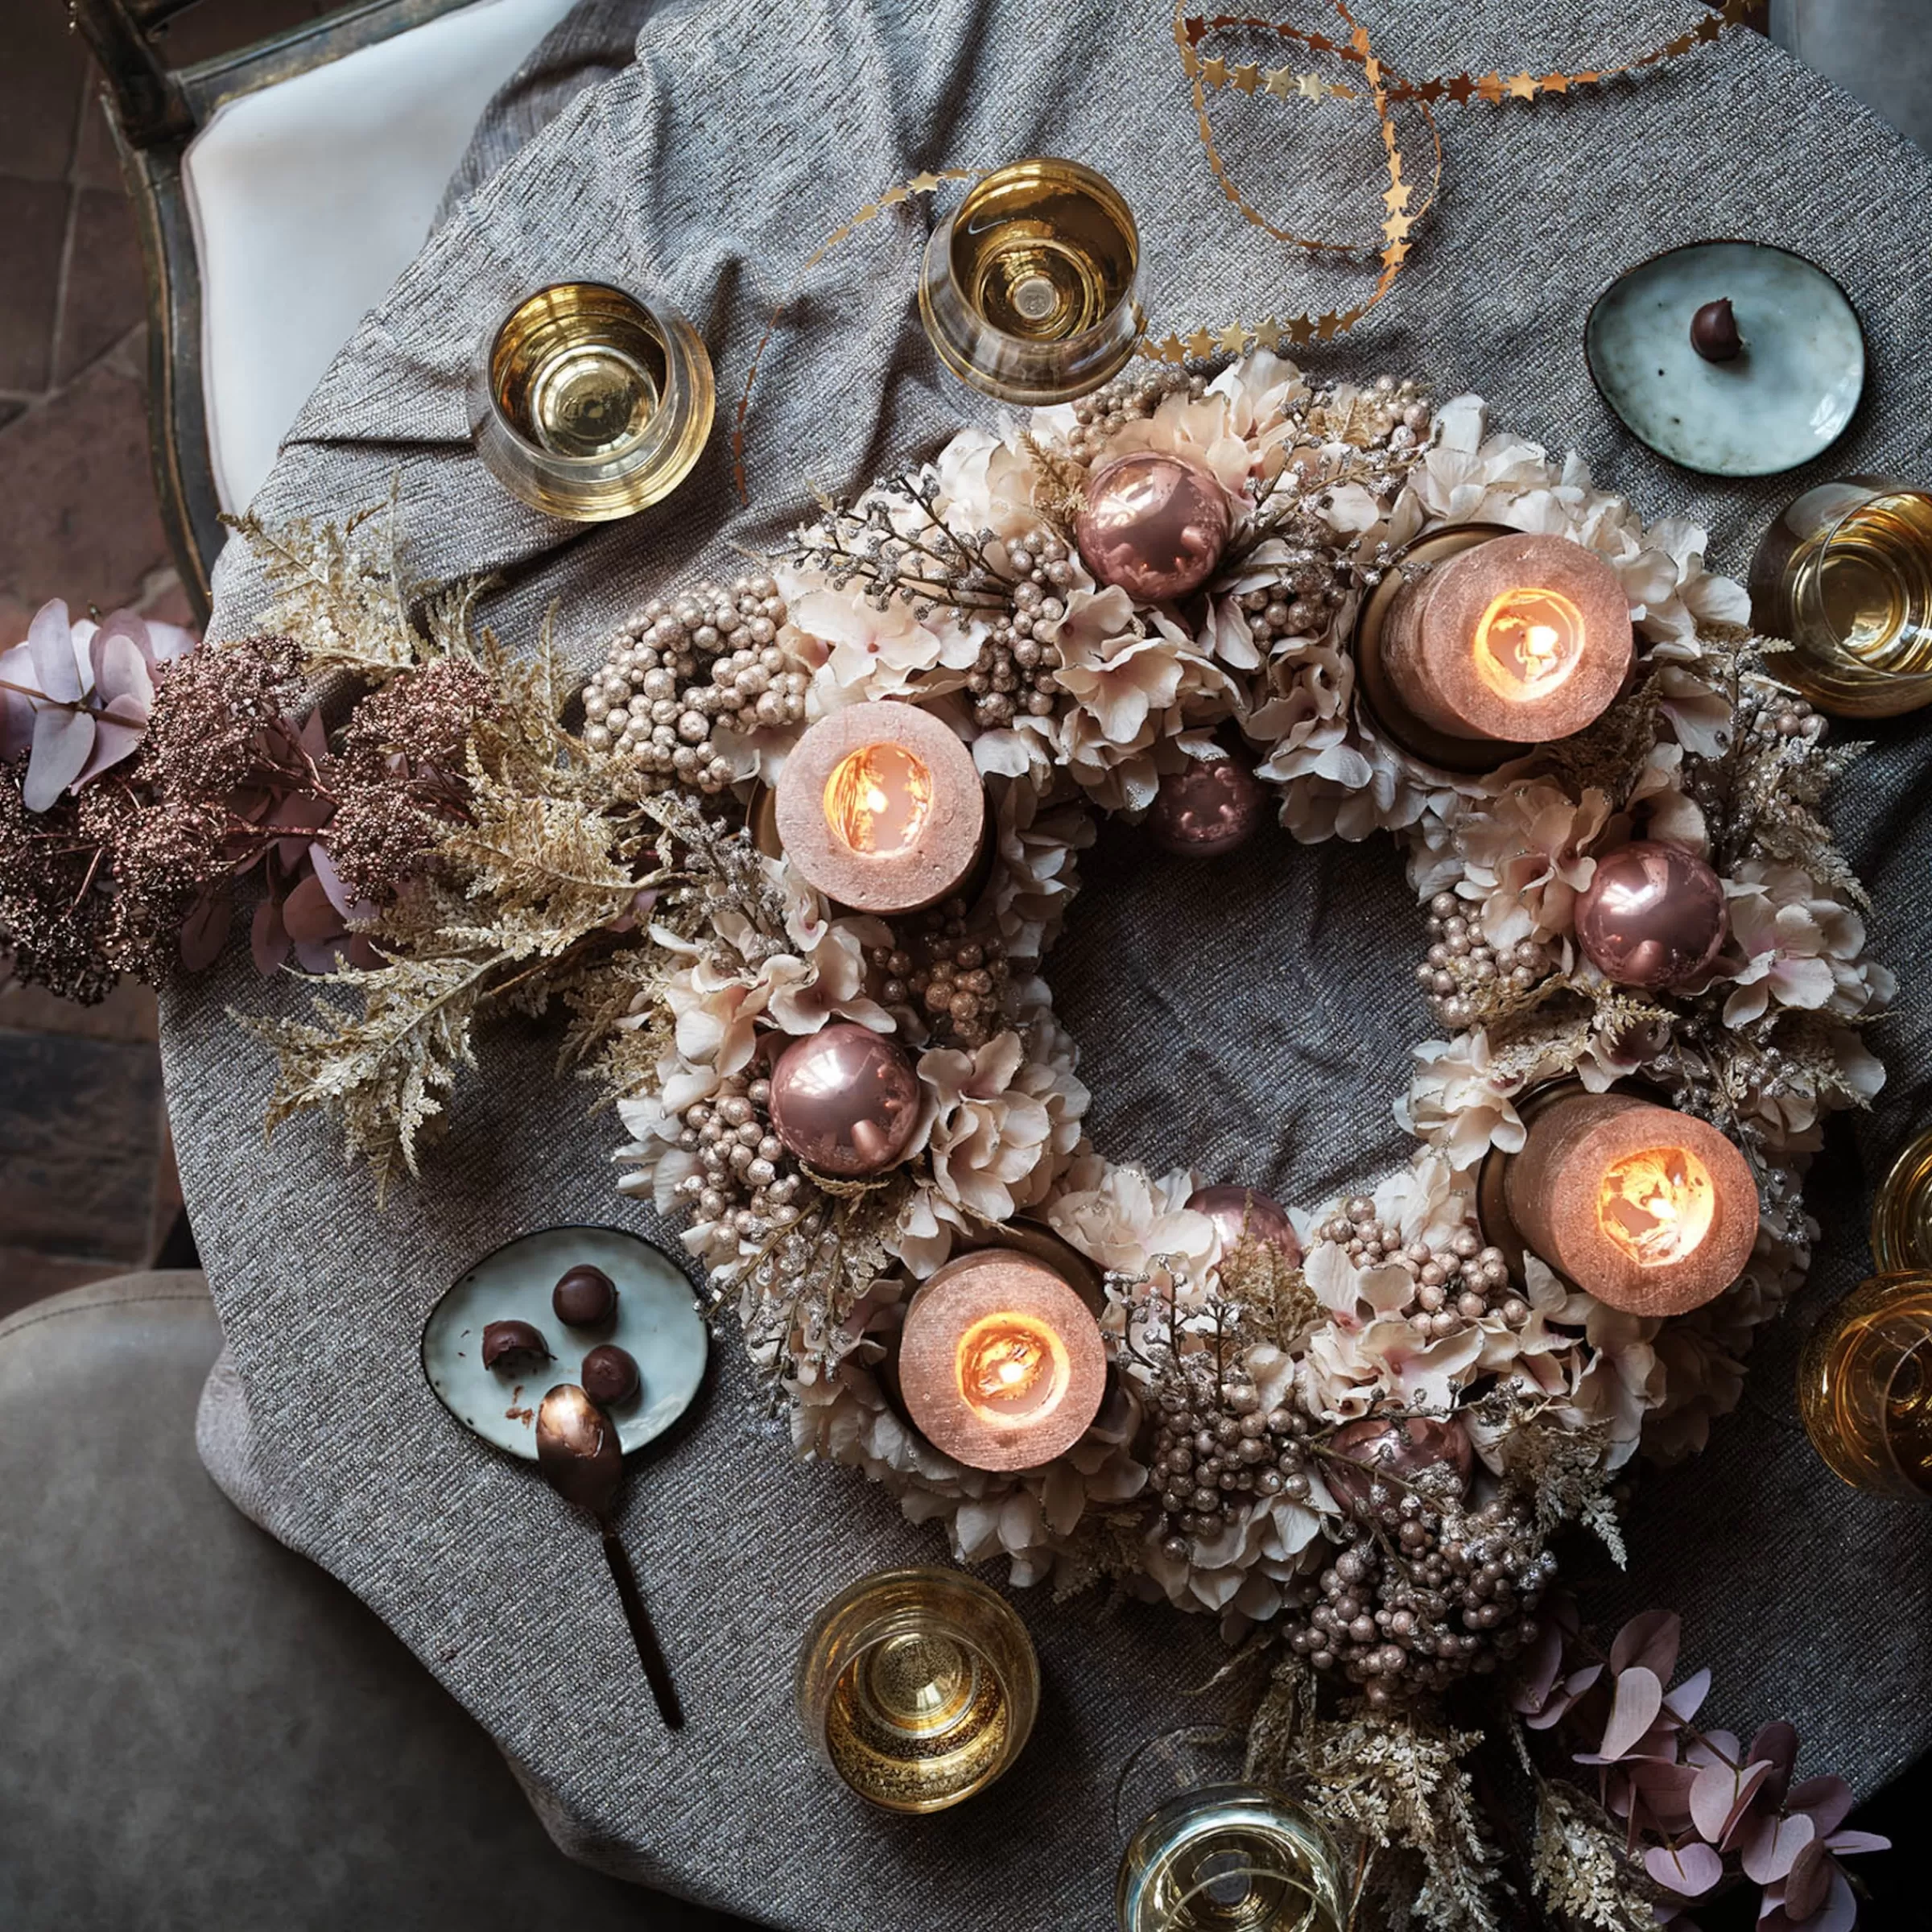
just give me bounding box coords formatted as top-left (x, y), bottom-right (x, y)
top-left (733, 2), bottom-right (1756, 497)
top-left (1152, 0), bottom-right (1758, 361)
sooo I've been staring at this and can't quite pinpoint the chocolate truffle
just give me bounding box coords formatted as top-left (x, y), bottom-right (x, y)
top-left (481, 1319), bottom-right (551, 1375)
top-left (553, 1263), bottom-right (617, 1328)
top-left (1690, 297), bottom-right (1742, 362)
top-left (581, 1343), bottom-right (641, 1407)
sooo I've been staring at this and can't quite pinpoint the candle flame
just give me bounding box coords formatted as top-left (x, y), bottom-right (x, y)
top-left (824, 743), bottom-right (935, 856)
top-left (1473, 587), bottom-right (1586, 704)
top-left (956, 1312), bottom-right (1070, 1425)
top-left (1597, 1146), bottom-right (1716, 1266)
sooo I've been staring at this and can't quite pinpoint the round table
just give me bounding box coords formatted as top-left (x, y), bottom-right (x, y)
top-left (168, 2), bottom-right (1932, 1922)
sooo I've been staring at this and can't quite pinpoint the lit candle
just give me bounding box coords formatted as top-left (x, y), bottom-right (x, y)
top-left (898, 1249), bottom-right (1107, 1471)
top-left (1373, 532), bottom-right (1633, 757)
top-left (774, 701), bottom-right (986, 914)
top-left (1502, 1091), bottom-right (1758, 1316)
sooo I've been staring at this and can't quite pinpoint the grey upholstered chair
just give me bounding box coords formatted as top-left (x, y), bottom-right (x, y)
top-left (0, 1273), bottom-right (741, 1926)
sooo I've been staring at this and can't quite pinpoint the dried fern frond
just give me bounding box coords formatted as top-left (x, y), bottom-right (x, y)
top-left (235, 947), bottom-right (494, 1203)
top-left (225, 495), bottom-right (423, 680)
top-left (1530, 1777), bottom-right (1658, 1932)
top-left (1473, 1392), bottom-right (1624, 1562)
top-left (1245, 1659), bottom-right (1505, 1932)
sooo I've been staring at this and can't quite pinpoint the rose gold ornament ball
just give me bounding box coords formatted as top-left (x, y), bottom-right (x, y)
top-left (1575, 840), bottom-right (1728, 990)
top-left (1323, 1415), bottom-right (1473, 1514)
top-left (1147, 754), bottom-right (1268, 857)
top-left (767, 1022), bottom-right (923, 1179)
top-left (1185, 1184), bottom-right (1302, 1265)
top-left (1075, 452), bottom-right (1231, 602)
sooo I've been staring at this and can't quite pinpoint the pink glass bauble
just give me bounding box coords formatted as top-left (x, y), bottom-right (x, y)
top-left (768, 1023), bottom-right (922, 1178)
top-left (1323, 1415), bottom-right (1473, 1514)
top-left (1075, 452), bottom-right (1231, 602)
top-left (1575, 840), bottom-right (1728, 990)
top-left (1185, 1184), bottom-right (1302, 1265)
top-left (1147, 754), bottom-right (1266, 857)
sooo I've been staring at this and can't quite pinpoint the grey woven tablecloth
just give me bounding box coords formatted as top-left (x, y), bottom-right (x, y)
top-left (168, 2), bottom-right (1932, 1921)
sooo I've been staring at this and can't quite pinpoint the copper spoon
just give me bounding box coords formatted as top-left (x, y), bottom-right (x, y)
top-left (535, 1383), bottom-right (684, 1730)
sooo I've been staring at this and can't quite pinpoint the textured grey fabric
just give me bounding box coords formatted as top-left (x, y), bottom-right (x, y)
top-left (165, 3), bottom-right (1932, 1921)
top-left (0, 1275), bottom-right (737, 1928)
top-left (429, 1), bottom-right (656, 230)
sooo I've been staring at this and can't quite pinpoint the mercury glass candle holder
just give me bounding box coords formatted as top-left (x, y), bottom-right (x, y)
top-left (1353, 526), bottom-right (1633, 771)
top-left (1748, 477), bottom-right (1932, 718)
top-left (795, 1567), bottom-right (1039, 1813)
top-left (919, 158), bottom-right (1142, 405)
top-left (1476, 1080), bottom-right (1757, 1317)
top-left (772, 700), bottom-right (987, 914)
top-left (1117, 1785), bottom-right (1347, 1932)
top-left (1797, 1273), bottom-right (1932, 1500)
top-left (468, 282), bottom-right (714, 520)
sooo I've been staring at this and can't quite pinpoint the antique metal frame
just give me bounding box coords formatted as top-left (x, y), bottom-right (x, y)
top-left (67, 0), bottom-right (485, 621)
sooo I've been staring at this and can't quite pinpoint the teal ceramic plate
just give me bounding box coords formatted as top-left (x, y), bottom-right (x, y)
top-left (422, 1224), bottom-right (707, 1460)
top-left (1585, 240), bottom-right (1864, 477)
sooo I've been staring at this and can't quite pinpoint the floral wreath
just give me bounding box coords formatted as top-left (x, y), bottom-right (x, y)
top-left (613, 356), bottom-right (1886, 1633)
top-left (0, 353), bottom-right (1890, 1930)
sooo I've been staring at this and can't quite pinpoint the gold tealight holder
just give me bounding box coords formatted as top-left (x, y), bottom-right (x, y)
top-left (1117, 1785), bottom-right (1347, 1932)
top-left (795, 1567), bottom-right (1039, 1813)
top-left (467, 282), bottom-right (714, 520)
top-left (1748, 477), bottom-right (1932, 718)
top-left (1871, 1123), bottom-right (1932, 1275)
top-left (918, 158), bottom-right (1142, 405)
top-left (1797, 1273), bottom-right (1932, 1500)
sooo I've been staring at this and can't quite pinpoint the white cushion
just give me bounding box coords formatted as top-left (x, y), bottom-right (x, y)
top-left (183, 0), bottom-right (579, 515)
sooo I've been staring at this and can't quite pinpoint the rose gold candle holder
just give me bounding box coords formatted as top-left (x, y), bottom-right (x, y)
top-left (773, 702), bottom-right (986, 914)
top-left (1478, 1081), bottom-right (1758, 1316)
top-left (1354, 526), bottom-right (1633, 771)
top-left (898, 1247), bottom-right (1107, 1471)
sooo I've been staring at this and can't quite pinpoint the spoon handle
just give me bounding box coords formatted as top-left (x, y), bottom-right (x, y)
top-left (601, 1526), bottom-right (685, 1730)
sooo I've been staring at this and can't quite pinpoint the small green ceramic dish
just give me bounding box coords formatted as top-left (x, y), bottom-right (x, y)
top-left (422, 1223), bottom-right (707, 1460)
top-left (1585, 239), bottom-right (1864, 477)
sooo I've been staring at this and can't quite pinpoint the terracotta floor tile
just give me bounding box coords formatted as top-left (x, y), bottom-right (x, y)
top-left (137, 572), bottom-right (198, 628)
top-left (0, 1030), bottom-right (161, 1264)
top-left (0, 178), bottom-right (72, 393)
top-left (0, 974), bottom-right (159, 1046)
top-left (72, 78), bottom-right (124, 195)
top-left (0, 357), bottom-right (169, 613)
top-left (56, 188), bottom-right (145, 385)
top-left (0, 9), bottom-right (86, 183)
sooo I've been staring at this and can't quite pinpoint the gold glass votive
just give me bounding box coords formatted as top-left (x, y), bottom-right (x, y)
top-left (919, 158), bottom-right (1141, 405)
top-left (1748, 477), bottom-right (1932, 717)
top-left (467, 282), bottom-right (714, 519)
top-left (1872, 1124), bottom-right (1932, 1275)
top-left (1117, 1785), bottom-right (1347, 1932)
top-left (1798, 1272), bottom-right (1932, 1500)
top-left (795, 1567), bottom-right (1039, 1813)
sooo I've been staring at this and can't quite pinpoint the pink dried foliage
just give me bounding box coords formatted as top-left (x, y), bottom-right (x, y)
top-left (1513, 1606), bottom-right (1889, 1930)
top-left (0, 599), bottom-right (489, 1001)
